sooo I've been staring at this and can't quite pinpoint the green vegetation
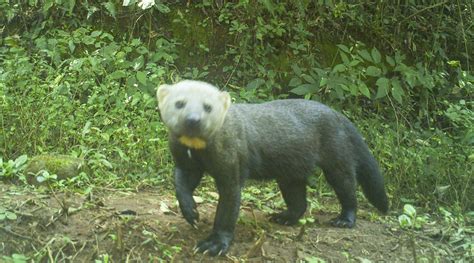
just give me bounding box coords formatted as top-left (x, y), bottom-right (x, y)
top-left (1, 0), bottom-right (472, 261)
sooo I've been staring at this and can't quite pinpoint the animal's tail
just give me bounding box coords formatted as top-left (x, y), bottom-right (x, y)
top-left (355, 143), bottom-right (389, 213)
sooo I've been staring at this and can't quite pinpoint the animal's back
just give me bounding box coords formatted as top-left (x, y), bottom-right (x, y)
top-left (228, 99), bottom-right (340, 141)
top-left (222, 99), bottom-right (356, 180)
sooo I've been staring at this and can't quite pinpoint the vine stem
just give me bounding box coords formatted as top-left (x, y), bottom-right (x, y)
top-left (400, 1), bottom-right (449, 24)
top-left (456, 0), bottom-right (470, 71)
top-left (1, 110), bottom-right (5, 156)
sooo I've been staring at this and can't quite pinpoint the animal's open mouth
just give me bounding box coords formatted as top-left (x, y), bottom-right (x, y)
top-left (178, 123), bottom-right (203, 138)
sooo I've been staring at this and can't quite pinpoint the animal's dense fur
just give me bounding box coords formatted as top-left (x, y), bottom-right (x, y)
top-left (157, 80), bottom-right (389, 256)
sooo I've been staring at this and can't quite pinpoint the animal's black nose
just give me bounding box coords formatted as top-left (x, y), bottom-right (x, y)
top-left (185, 113), bottom-right (201, 127)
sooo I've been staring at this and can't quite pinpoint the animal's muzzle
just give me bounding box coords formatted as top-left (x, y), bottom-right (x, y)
top-left (184, 113), bottom-right (201, 130)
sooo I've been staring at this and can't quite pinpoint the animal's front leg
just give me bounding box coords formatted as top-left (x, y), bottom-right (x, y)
top-left (175, 167), bottom-right (203, 228)
top-left (195, 175), bottom-right (241, 256)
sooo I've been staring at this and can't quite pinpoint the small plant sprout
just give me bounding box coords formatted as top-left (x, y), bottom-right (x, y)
top-left (398, 204), bottom-right (427, 230)
top-left (0, 207), bottom-right (18, 221)
top-left (35, 170), bottom-right (58, 184)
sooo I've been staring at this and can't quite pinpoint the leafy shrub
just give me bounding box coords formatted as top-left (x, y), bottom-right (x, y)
top-left (0, 1), bottom-right (472, 211)
top-left (0, 155), bottom-right (27, 181)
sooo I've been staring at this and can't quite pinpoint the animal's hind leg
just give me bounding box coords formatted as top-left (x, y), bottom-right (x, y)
top-left (270, 179), bottom-right (307, 225)
top-left (323, 168), bottom-right (358, 228)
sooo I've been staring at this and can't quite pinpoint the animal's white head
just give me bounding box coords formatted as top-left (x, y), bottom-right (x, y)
top-left (157, 80), bottom-right (231, 148)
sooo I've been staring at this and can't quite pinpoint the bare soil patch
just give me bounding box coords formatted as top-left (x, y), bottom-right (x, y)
top-left (0, 183), bottom-right (456, 262)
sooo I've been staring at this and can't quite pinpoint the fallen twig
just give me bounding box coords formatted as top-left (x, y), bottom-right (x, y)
top-left (0, 226), bottom-right (34, 240)
top-left (244, 230), bottom-right (266, 259)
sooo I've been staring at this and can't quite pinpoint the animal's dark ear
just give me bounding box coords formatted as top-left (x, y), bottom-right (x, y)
top-left (157, 84), bottom-right (170, 109)
top-left (220, 91), bottom-right (231, 111)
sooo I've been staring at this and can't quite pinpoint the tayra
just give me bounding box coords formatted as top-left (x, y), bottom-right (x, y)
top-left (156, 80), bottom-right (389, 256)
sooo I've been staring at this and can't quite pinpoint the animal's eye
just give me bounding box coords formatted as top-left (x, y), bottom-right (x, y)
top-left (175, 100), bottom-right (186, 109)
top-left (203, 103), bottom-right (212, 113)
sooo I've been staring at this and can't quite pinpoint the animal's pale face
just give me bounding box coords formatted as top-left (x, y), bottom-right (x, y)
top-left (157, 80), bottom-right (231, 142)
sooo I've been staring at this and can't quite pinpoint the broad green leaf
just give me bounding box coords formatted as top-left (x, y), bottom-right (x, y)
top-left (14, 155), bottom-right (27, 167)
top-left (246, 78), bottom-right (265, 89)
top-left (86, 6), bottom-right (99, 19)
top-left (349, 60), bottom-right (361, 67)
top-left (136, 71), bottom-right (147, 85)
top-left (261, 0), bottom-right (275, 15)
top-left (421, 74), bottom-right (435, 90)
top-left (126, 76), bottom-right (138, 89)
top-left (133, 55), bottom-right (145, 70)
top-left (313, 68), bottom-right (326, 76)
top-left (101, 32), bottom-right (114, 41)
top-left (349, 84), bottom-right (358, 95)
top-left (340, 83), bottom-right (350, 91)
top-left (358, 82), bottom-right (371, 98)
top-left (405, 72), bottom-right (417, 88)
top-left (6, 211), bottom-right (17, 220)
top-left (340, 52), bottom-right (349, 64)
top-left (391, 78), bottom-right (404, 104)
top-left (289, 77), bottom-right (302, 87)
top-left (91, 30), bottom-right (102, 37)
top-left (116, 148), bottom-right (130, 162)
top-left (358, 49), bottom-right (372, 62)
top-left (394, 51), bottom-right (405, 63)
top-left (136, 46), bottom-right (149, 55)
top-left (333, 85), bottom-right (345, 99)
top-left (109, 70), bottom-right (126, 79)
top-left (301, 74), bottom-right (316, 84)
top-left (68, 40), bottom-right (76, 53)
top-left (375, 77), bottom-right (390, 99)
top-left (101, 43), bottom-right (119, 57)
top-left (320, 77), bottom-right (328, 87)
top-left (398, 214), bottom-right (412, 228)
top-left (371, 47), bottom-right (381, 64)
top-left (131, 38), bottom-right (142, 46)
top-left (103, 2), bottom-right (116, 18)
top-left (101, 159), bottom-right (113, 169)
top-left (366, 66), bottom-right (381, 77)
top-left (332, 64), bottom-right (346, 73)
top-left (82, 35), bottom-right (95, 45)
top-left (82, 121), bottom-right (92, 136)
top-left (336, 44), bottom-right (350, 53)
top-left (386, 55), bottom-right (395, 66)
top-left (290, 84), bottom-right (318, 95)
top-left (43, 0), bottom-right (54, 14)
top-left (291, 64), bottom-right (302, 75)
top-left (12, 253), bottom-right (29, 262)
top-left (156, 3), bottom-right (171, 13)
top-left (404, 204), bottom-right (416, 217)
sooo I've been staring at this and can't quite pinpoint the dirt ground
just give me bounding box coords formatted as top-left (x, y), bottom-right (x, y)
top-left (0, 182), bottom-right (463, 262)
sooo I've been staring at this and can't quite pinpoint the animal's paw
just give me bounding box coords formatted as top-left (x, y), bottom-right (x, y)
top-left (330, 214), bottom-right (356, 228)
top-left (270, 211), bottom-right (300, 226)
top-left (180, 204), bottom-right (199, 229)
top-left (194, 232), bottom-right (233, 256)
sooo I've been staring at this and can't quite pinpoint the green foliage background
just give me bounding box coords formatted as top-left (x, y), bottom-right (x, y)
top-left (1, 1), bottom-right (473, 211)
